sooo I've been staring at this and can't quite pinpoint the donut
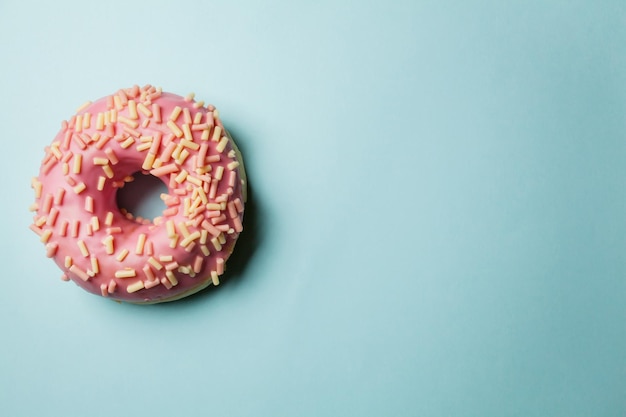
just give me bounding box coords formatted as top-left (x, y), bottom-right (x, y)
top-left (29, 85), bottom-right (247, 304)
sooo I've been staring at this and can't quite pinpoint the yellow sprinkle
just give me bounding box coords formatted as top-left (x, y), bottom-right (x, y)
top-left (102, 235), bottom-right (115, 255)
top-left (190, 196), bottom-right (202, 212)
top-left (65, 256), bottom-right (73, 268)
top-left (165, 270), bottom-right (178, 286)
top-left (90, 255), bottom-right (100, 274)
top-left (85, 196), bottom-right (94, 213)
top-left (181, 139), bottom-right (199, 150)
top-left (227, 161), bottom-right (240, 170)
top-left (115, 268), bottom-right (136, 278)
top-left (169, 106), bottom-right (182, 121)
top-left (102, 165), bottom-right (114, 179)
top-left (211, 126), bottom-right (222, 142)
top-left (50, 144), bottom-right (62, 160)
top-left (82, 112), bottom-right (91, 129)
top-left (186, 175), bottom-right (202, 187)
top-left (159, 255), bottom-right (174, 262)
top-left (152, 103), bottom-right (161, 122)
top-left (93, 157), bottom-right (109, 165)
top-left (96, 113), bottom-right (105, 130)
top-left (136, 142), bottom-right (152, 153)
top-left (176, 149), bottom-right (190, 165)
top-left (166, 220), bottom-right (176, 238)
top-left (195, 165), bottom-right (211, 175)
top-left (40, 229), bottom-right (52, 243)
top-left (167, 120), bottom-right (183, 137)
top-left (177, 222), bottom-right (190, 238)
top-left (113, 95), bottom-right (123, 110)
top-left (105, 211), bottom-right (114, 226)
top-left (148, 257), bottom-right (163, 270)
top-left (201, 128), bottom-right (210, 141)
top-left (97, 176), bottom-right (106, 191)
top-left (91, 216), bottom-right (100, 232)
top-left (197, 187), bottom-right (208, 204)
top-left (183, 197), bottom-right (191, 217)
top-left (120, 137), bottom-right (135, 149)
top-left (179, 265), bottom-right (192, 275)
top-left (32, 178), bottom-right (43, 198)
top-left (73, 182), bottom-right (86, 194)
top-left (171, 143), bottom-right (183, 160)
top-left (142, 152), bottom-right (156, 170)
top-left (73, 154), bottom-right (82, 174)
top-left (126, 280), bottom-right (144, 293)
top-left (211, 237), bottom-right (222, 251)
top-left (214, 165), bottom-right (224, 180)
top-left (211, 270), bottom-right (220, 286)
top-left (74, 114), bottom-right (83, 132)
top-left (105, 148), bottom-right (119, 165)
top-left (118, 115), bottom-right (139, 128)
top-left (116, 249), bottom-right (129, 262)
top-left (200, 245), bottom-right (210, 256)
top-left (128, 100), bottom-right (138, 119)
top-left (137, 103), bottom-right (152, 117)
top-left (76, 101), bottom-right (92, 112)
top-left (174, 169), bottom-right (188, 184)
top-left (110, 109), bottom-right (118, 123)
top-left (182, 124), bottom-right (193, 142)
top-left (180, 231), bottom-right (201, 247)
top-left (135, 233), bottom-right (147, 255)
top-left (216, 136), bottom-right (229, 153)
top-left (77, 240), bottom-right (90, 257)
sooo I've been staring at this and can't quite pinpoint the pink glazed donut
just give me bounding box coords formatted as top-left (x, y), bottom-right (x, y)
top-left (30, 85), bottom-right (247, 304)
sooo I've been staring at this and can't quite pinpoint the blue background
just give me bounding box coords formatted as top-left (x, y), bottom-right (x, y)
top-left (1, 1), bottom-right (625, 415)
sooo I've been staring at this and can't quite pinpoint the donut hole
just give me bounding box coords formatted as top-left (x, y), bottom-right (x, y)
top-left (116, 172), bottom-right (168, 223)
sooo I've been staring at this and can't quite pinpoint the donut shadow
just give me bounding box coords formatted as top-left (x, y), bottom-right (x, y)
top-left (145, 129), bottom-right (263, 308)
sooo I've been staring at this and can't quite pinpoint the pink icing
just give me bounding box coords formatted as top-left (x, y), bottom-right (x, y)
top-left (30, 85), bottom-right (246, 303)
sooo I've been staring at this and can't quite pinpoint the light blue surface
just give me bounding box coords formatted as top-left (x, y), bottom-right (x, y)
top-left (1, 1), bottom-right (625, 416)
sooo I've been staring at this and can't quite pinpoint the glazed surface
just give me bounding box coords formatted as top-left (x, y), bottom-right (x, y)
top-left (30, 85), bottom-right (246, 303)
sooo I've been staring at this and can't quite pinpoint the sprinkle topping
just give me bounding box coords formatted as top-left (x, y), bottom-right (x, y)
top-left (30, 85), bottom-right (246, 303)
